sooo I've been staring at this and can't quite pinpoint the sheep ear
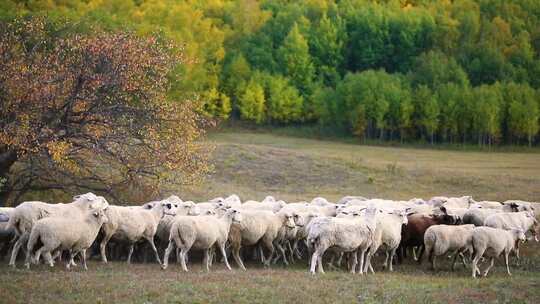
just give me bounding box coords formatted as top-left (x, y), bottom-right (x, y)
top-left (440, 206), bottom-right (448, 215)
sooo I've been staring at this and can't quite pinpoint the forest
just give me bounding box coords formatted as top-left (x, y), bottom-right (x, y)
top-left (1, 0), bottom-right (540, 146)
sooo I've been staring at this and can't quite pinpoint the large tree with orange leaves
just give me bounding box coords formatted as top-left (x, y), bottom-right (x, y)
top-left (0, 18), bottom-right (212, 206)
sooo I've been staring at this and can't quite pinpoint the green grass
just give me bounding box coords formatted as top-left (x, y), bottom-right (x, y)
top-left (1, 130), bottom-right (539, 303)
top-left (1, 246), bottom-right (539, 304)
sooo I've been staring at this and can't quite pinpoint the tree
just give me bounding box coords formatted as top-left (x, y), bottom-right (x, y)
top-left (238, 77), bottom-right (266, 124)
top-left (277, 23), bottom-right (315, 97)
top-left (0, 18), bottom-right (211, 205)
top-left (265, 75), bottom-right (304, 123)
top-left (415, 85), bottom-right (439, 144)
top-left (506, 83), bottom-right (539, 147)
top-left (201, 87), bottom-right (231, 119)
top-left (471, 84), bottom-right (502, 146)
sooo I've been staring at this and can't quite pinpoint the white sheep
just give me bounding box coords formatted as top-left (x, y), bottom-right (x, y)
top-left (98, 199), bottom-right (178, 264)
top-left (336, 196), bottom-right (368, 205)
top-left (162, 208), bottom-right (242, 271)
top-left (307, 207), bottom-right (376, 274)
top-left (6, 192), bottom-right (109, 267)
top-left (228, 209), bottom-right (296, 269)
top-left (423, 224), bottom-right (475, 271)
top-left (484, 211), bottom-right (538, 258)
top-left (470, 227), bottom-right (526, 278)
top-left (368, 210), bottom-right (408, 272)
top-left (24, 208), bottom-right (109, 270)
top-left (241, 199), bottom-right (286, 213)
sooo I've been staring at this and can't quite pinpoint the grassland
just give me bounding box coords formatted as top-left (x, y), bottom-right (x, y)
top-left (1, 130), bottom-right (539, 303)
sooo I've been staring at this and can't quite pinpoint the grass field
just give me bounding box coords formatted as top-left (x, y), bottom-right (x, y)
top-left (1, 130), bottom-right (539, 303)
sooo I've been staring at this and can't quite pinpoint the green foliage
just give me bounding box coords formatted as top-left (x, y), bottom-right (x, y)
top-left (238, 78), bottom-right (266, 123)
top-left (3, 0), bottom-right (540, 145)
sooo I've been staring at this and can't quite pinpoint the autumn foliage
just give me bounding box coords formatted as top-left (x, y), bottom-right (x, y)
top-left (0, 18), bottom-right (211, 205)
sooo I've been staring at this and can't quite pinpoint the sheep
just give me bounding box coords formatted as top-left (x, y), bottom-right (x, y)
top-left (24, 208), bottom-right (109, 270)
top-left (6, 192), bottom-right (109, 267)
top-left (483, 211), bottom-right (539, 258)
top-left (470, 227), bottom-right (526, 278)
top-left (368, 210), bottom-right (408, 272)
top-left (502, 200), bottom-right (534, 212)
top-left (429, 196), bottom-right (472, 208)
top-left (398, 212), bottom-right (459, 263)
top-left (228, 209), bottom-right (296, 270)
top-left (162, 208), bottom-right (242, 271)
top-left (336, 196), bottom-right (368, 205)
top-left (310, 197), bottom-right (331, 206)
top-left (98, 199), bottom-right (178, 264)
top-left (423, 224), bottom-right (475, 271)
top-left (462, 208), bottom-right (503, 226)
top-left (241, 199), bottom-right (286, 213)
top-left (307, 207), bottom-right (376, 274)
top-left (216, 194), bottom-right (242, 209)
top-left (470, 200), bottom-right (503, 209)
top-left (154, 201), bottom-right (201, 258)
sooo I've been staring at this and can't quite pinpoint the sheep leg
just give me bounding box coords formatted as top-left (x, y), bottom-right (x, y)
top-left (411, 246), bottom-right (417, 261)
top-left (180, 248), bottom-right (189, 272)
top-left (9, 233), bottom-right (28, 267)
top-left (483, 257), bottom-right (495, 277)
top-left (127, 244), bottom-right (134, 264)
top-left (275, 242), bottom-right (289, 266)
top-left (309, 250), bottom-right (322, 274)
top-left (146, 238), bottom-right (162, 265)
top-left (504, 252), bottom-right (512, 276)
top-left (43, 251), bottom-right (54, 267)
top-left (176, 248), bottom-right (181, 264)
top-left (349, 252), bottom-right (357, 274)
top-left (100, 233), bottom-right (113, 263)
top-left (471, 253), bottom-right (482, 278)
top-left (232, 245), bottom-right (246, 271)
top-left (317, 253), bottom-right (324, 273)
top-left (357, 249), bottom-right (366, 275)
top-left (203, 249), bottom-right (210, 272)
top-left (80, 250), bottom-right (88, 270)
top-left (161, 241), bottom-right (174, 270)
top-left (286, 241), bottom-right (295, 264)
top-left (66, 251), bottom-right (75, 270)
top-left (388, 248), bottom-right (397, 272)
top-left (218, 242), bottom-right (232, 271)
top-left (262, 239), bottom-right (274, 267)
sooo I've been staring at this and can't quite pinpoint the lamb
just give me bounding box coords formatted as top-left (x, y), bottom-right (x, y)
top-left (228, 209), bottom-right (296, 270)
top-left (24, 208), bottom-right (109, 270)
top-left (423, 224), bottom-right (475, 271)
top-left (470, 227), bottom-right (526, 278)
top-left (162, 208), bottom-right (242, 271)
top-left (6, 192), bottom-right (109, 267)
top-left (98, 199), bottom-right (178, 264)
top-left (307, 207), bottom-right (376, 274)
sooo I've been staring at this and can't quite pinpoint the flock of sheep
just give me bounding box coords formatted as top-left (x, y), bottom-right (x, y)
top-left (0, 193), bottom-right (538, 278)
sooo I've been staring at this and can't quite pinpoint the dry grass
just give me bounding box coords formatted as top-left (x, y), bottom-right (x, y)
top-left (1, 130), bottom-right (539, 303)
top-left (180, 130), bottom-right (540, 203)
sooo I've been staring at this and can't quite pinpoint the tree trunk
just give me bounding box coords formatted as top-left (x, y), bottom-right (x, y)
top-left (0, 150), bottom-right (18, 206)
